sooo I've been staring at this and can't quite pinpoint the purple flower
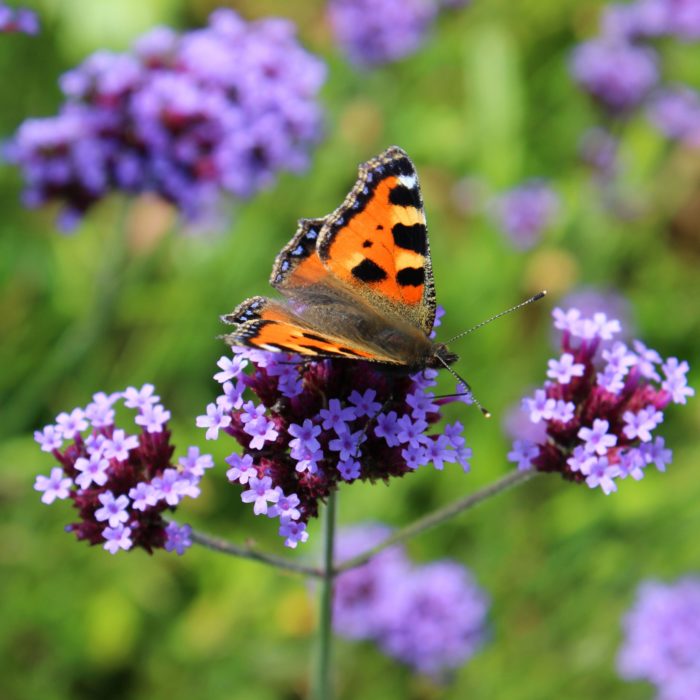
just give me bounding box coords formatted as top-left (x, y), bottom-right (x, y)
top-left (102, 429), bottom-right (140, 461)
top-left (331, 525), bottom-right (489, 675)
top-left (203, 325), bottom-right (472, 546)
top-left (268, 491), bottom-right (301, 520)
top-left (491, 181), bottom-right (559, 249)
top-left (34, 425), bottom-right (63, 453)
top-left (0, 4), bottom-right (39, 35)
top-left (338, 458), bottom-right (362, 481)
top-left (662, 357), bottom-right (695, 404)
top-left (34, 467), bottom-right (73, 504)
top-left (123, 384), bottom-right (159, 410)
top-left (622, 405), bottom-right (663, 441)
top-left (648, 85), bottom-right (700, 146)
top-left (320, 399), bottom-right (357, 433)
top-left (508, 306), bottom-right (691, 495)
top-left (328, 0), bottom-right (437, 68)
top-left (94, 491), bottom-right (130, 528)
top-left (618, 577), bottom-right (700, 696)
top-left (196, 402), bottom-right (232, 440)
top-left (213, 354), bottom-right (248, 383)
top-left (164, 523), bottom-right (193, 555)
top-left (507, 439), bottom-right (539, 471)
top-left (570, 39), bottom-right (659, 112)
top-left (74, 455), bottom-right (110, 489)
top-left (348, 389), bottom-right (382, 418)
top-left (33, 385), bottom-right (208, 553)
top-left (7, 10), bottom-right (326, 229)
top-left (547, 353), bottom-right (585, 384)
top-left (241, 475), bottom-right (279, 515)
top-left (579, 419), bottom-right (618, 455)
top-left (278, 517), bottom-right (309, 548)
top-left (135, 404), bottom-right (171, 433)
top-left (102, 525), bottom-right (133, 554)
top-left (55, 408), bottom-right (88, 439)
top-left (288, 419), bottom-right (322, 457)
top-left (225, 452), bottom-right (257, 484)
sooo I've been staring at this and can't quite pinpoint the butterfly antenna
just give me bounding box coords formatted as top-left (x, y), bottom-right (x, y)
top-left (436, 354), bottom-right (491, 418)
top-left (444, 291), bottom-right (547, 345)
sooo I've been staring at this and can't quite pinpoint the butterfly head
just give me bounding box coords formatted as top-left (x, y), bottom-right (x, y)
top-left (427, 342), bottom-right (458, 369)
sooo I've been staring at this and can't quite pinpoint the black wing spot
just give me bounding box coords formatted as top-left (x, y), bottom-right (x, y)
top-left (392, 223), bottom-right (426, 254)
top-left (302, 331), bottom-right (331, 344)
top-left (396, 267), bottom-right (425, 287)
top-left (362, 239), bottom-right (373, 248)
top-left (352, 258), bottom-right (388, 283)
top-left (376, 225), bottom-right (384, 230)
top-left (389, 185), bottom-right (420, 208)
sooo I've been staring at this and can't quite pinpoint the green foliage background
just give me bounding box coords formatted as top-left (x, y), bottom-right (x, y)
top-left (1, 1), bottom-right (699, 699)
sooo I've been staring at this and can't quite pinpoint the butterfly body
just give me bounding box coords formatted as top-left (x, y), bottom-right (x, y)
top-left (223, 147), bottom-right (456, 373)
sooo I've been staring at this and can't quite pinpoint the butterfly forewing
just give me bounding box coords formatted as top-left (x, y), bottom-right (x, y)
top-left (317, 147), bottom-right (436, 335)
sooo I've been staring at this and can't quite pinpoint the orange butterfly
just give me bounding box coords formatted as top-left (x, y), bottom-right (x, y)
top-left (222, 146), bottom-right (542, 413)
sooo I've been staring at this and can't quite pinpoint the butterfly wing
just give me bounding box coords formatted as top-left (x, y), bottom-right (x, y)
top-left (316, 146), bottom-right (436, 335)
top-left (222, 296), bottom-right (411, 363)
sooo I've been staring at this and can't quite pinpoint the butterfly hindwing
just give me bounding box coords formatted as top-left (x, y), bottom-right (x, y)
top-left (222, 296), bottom-right (395, 361)
top-left (317, 146), bottom-right (436, 335)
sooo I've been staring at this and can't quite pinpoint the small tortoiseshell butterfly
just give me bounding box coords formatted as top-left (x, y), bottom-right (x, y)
top-left (222, 146), bottom-right (542, 411)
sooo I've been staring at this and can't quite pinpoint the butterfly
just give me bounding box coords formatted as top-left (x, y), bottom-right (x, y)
top-left (222, 146), bottom-right (465, 378)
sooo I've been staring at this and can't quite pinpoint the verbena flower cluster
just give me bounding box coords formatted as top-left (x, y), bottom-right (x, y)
top-left (0, 2), bottom-right (38, 35)
top-left (6, 9), bottom-right (326, 230)
top-left (570, 0), bottom-right (700, 166)
top-left (507, 306), bottom-right (692, 494)
top-left (197, 334), bottom-right (472, 548)
top-left (327, 0), bottom-right (469, 68)
top-left (618, 577), bottom-right (700, 699)
top-left (34, 385), bottom-right (211, 555)
top-left (332, 524), bottom-right (489, 676)
top-left (490, 180), bottom-right (559, 250)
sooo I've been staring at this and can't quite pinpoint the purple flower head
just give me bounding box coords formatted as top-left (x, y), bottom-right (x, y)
top-left (33, 385), bottom-right (210, 554)
top-left (491, 181), bottom-right (559, 250)
top-left (648, 85), bottom-right (700, 147)
top-left (202, 312), bottom-right (472, 546)
top-left (7, 10), bottom-right (325, 229)
top-left (618, 577), bottom-right (700, 695)
top-left (508, 306), bottom-right (691, 494)
top-left (328, 0), bottom-right (437, 68)
top-left (570, 39), bottom-right (659, 112)
top-left (331, 524), bottom-right (489, 675)
top-left (0, 4), bottom-right (39, 35)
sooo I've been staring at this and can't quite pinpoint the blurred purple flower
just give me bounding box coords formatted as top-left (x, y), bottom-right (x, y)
top-left (6, 9), bottom-right (326, 230)
top-left (579, 127), bottom-right (620, 177)
top-left (0, 3), bottom-right (39, 35)
top-left (33, 385), bottom-right (212, 554)
top-left (618, 578), bottom-right (700, 696)
top-left (570, 39), bottom-right (659, 112)
top-left (507, 306), bottom-right (692, 493)
top-left (328, 0), bottom-right (437, 67)
top-left (491, 181), bottom-right (559, 250)
top-left (200, 309), bottom-right (472, 547)
top-left (648, 86), bottom-right (700, 147)
top-left (332, 524), bottom-right (489, 676)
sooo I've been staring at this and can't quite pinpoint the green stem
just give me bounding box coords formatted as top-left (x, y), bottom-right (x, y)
top-left (314, 491), bottom-right (337, 700)
top-left (189, 528), bottom-right (322, 578)
top-left (335, 469), bottom-right (538, 574)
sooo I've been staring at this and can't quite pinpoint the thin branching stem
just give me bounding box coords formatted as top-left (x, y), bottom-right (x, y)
top-left (334, 469), bottom-right (539, 574)
top-left (190, 528), bottom-right (323, 577)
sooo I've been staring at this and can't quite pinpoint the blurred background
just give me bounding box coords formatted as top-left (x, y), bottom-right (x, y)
top-left (1, 0), bottom-right (699, 698)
